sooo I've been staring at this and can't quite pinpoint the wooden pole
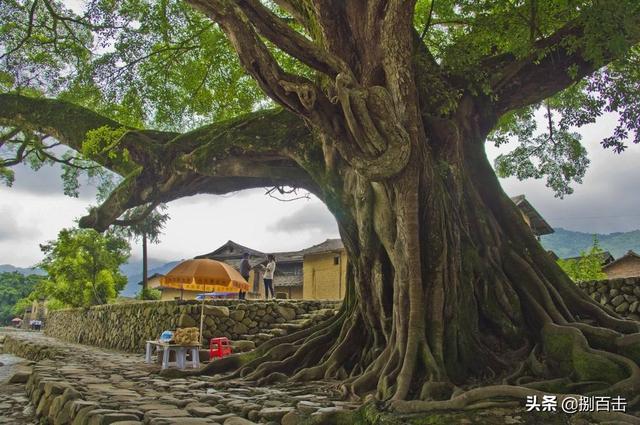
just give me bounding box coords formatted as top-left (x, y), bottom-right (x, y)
top-left (142, 233), bottom-right (148, 292)
top-left (199, 290), bottom-right (205, 346)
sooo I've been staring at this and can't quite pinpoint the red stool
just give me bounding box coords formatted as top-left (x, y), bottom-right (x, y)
top-left (209, 337), bottom-right (232, 359)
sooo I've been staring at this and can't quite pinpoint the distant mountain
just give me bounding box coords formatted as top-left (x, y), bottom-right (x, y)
top-left (119, 259), bottom-right (181, 297)
top-left (0, 258), bottom-right (180, 297)
top-left (0, 264), bottom-right (45, 276)
top-left (541, 228), bottom-right (640, 259)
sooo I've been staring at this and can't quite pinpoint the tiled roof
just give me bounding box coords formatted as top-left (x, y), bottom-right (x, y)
top-left (510, 195), bottom-right (554, 236)
top-left (603, 250), bottom-right (640, 271)
top-left (302, 239), bottom-right (344, 255)
top-left (563, 251), bottom-right (615, 265)
top-left (195, 240), bottom-right (265, 260)
top-left (195, 239), bottom-right (345, 266)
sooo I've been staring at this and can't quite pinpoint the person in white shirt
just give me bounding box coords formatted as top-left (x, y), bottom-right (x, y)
top-left (262, 254), bottom-right (276, 299)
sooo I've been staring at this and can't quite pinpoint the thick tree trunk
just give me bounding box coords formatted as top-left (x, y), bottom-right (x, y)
top-left (142, 233), bottom-right (148, 293)
top-left (340, 109), bottom-right (639, 409)
top-left (179, 97), bottom-right (640, 412)
top-left (324, 105), bottom-right (640, 407)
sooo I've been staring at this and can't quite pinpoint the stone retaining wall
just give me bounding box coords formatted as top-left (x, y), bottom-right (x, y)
top-left (44, 300), bottom-right (339, 353)
top-left (577, 277), bottom-right (640, 321)
top-left (1, 333), bottom-right (65, 362)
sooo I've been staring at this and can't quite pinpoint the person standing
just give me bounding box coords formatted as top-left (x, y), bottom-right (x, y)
top-left (262, 254), bottom-right (276, 299)
top-left (239, 252), bottom-right (251, 300)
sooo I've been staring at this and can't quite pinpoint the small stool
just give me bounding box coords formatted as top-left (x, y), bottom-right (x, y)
top-left (210, 337), bottom-right (232, 359)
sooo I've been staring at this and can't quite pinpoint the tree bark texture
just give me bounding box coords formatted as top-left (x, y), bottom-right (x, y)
top-left (191, 96), bottom-right (640, 409)
top-left (142, 232), bottom-right (148, 293)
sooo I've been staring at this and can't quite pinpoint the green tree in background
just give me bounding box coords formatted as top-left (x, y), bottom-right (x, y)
top-left (557, 238), bottom-right (608, 282)
top-left (114, 203), bottom-right (169, 299)
top-left (0, 272), bottom-right (42, 324)
top-left (39, 228), bottom-right (130, 307)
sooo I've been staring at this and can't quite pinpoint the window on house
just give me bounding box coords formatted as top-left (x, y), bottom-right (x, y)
top-left (334, 256), bottom-right (340, 265)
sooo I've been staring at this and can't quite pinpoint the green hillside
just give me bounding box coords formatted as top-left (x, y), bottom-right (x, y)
top-left (540, 228), bottom-right (640, 259)
top-left (0, 272), bottom-right (43, 325)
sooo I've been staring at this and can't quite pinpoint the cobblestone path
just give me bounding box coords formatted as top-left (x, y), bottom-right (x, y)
top-left (0, 330), bottom-right (359, 425)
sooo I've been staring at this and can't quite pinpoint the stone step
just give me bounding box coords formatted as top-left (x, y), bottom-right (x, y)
top-left (299, 309), bottom-right (337, 319)
top-left (270, 323), bottom-right (306, 332)
top-left (240, 333), bottom-right (275, 342)
top-left (314, 308), bottom-right (339, 315)
top-left (268, 328), bottom-right (288, 337)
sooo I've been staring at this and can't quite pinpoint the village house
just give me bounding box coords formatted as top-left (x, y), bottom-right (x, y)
top-left (143, 195), bottom-right (548, 301)
top-left (602, 250), bottom-right (640, 279)
top-left (302, 239), bottom-right (348, 300)
top-left (509, 195), bottom-right (554, 238)
top-left (142, 273), bottom-right (179, 298)
top-left (562, 251), bottom-right (615, 267)
top-left (21, 298), bottom-right (46, 329)
top-left (195, 241), bottom-right (304, 299)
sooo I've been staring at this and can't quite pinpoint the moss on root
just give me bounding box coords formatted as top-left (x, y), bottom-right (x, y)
top-left (313, 402), bottom-right (577, 425)
top-left (542, 323), bottom-right (627, 384)
top-left (617, 336), bottom-right (640, 365)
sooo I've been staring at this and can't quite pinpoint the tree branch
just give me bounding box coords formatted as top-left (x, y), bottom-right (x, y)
top-left (272, 0), bottom-right (311, 29)
top-left (419, 0), bottom-right (436, 40)
top-left (235, 0), bottom-right (347, 76)
top-left (112, 201), bottom-right (161, 226)
top-left (488, 2), bottom-right (640, 115)
top-left (0, 93), bottom-right (121, 154)
top-left (0, 94), bottom-right (317, 231)
top-left (0, 0), bottom-right (40, 60)
top-left (187, 0), bottom-right (322, 115)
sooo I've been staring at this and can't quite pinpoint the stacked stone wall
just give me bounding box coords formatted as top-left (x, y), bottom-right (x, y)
top-left (577, 277), bottom-right (640, 321)
top-left (44, 299), bottom-right (338, 352)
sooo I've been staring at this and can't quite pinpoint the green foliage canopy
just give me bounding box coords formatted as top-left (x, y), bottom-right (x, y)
top-left (0, 0), bottom-right (639, 198)
top-left (557, 238), bottom-right (608, 282)
top-left (39, 227), bottom-right (130, 307)
top-left (115, 203), bottom-right (170, 245)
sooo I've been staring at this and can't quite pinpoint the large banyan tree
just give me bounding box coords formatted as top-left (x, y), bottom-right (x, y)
top-left (2, 0), bottom-right (640, 416)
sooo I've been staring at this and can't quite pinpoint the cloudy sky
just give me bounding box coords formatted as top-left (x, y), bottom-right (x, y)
top-left (1, 111), bottom-right (639, 268)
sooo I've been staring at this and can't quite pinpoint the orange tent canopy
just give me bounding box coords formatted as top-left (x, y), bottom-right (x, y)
top-left (161, 259), bottom-right (249, 292)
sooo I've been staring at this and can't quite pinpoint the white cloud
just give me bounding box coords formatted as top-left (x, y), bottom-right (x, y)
top-left (7, 162), bottom-right (98, 199)
top-left (0, 205), bottom-right (41, 242)
top-left (267, 202), bottom-right (339, 235)
top-left (486, 113), bottom-right (640, 233)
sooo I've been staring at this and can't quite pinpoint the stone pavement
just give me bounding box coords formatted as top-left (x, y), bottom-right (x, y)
top-left (0, 330), bottom-right (360, 425)
top-left (0, 352), bottom-right (38, 424)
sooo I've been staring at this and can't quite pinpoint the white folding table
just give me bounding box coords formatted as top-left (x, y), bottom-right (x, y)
top-left (145, 340), bottom-right (200, 370)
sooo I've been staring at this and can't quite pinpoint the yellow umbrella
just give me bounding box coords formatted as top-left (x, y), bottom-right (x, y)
top-left (161, 259), bottom-right (249, 293)
top-left (160, 259), bottom-right (250, 344)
